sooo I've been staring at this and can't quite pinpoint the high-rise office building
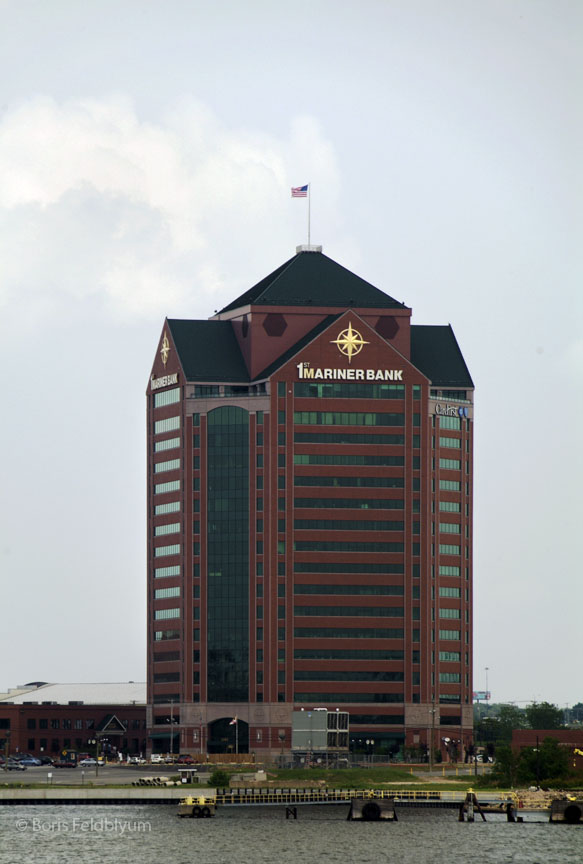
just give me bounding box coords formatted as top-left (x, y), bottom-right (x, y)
top-left (146, 246), bottom-right (474, 758)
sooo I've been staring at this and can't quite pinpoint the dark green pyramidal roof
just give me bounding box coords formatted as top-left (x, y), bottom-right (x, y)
top-left (219, 250), bottom-right (407, 314)
top-left (411, 325), bottom-right (474, 388)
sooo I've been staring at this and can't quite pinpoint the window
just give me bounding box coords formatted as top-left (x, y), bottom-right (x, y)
top-left (439, 436), bottom-right (461, 449)
top-left (294, 411), bottom-right (404, 426)
top-left (439, 458), bottom-right (461, 471)
top-left (294, 383), bottom-right (405, 400)
top-left (154, 544), bottom-right (180, 557)
top-left (154, 416), bottom-right (180, 435)
top-left (154, 608), bottom-right (180, 620)
top-left (294, 562), bottom-right (403, 574)
top-left (439, 501), bottom-right (460, 513)
top-left (294, 454), bottom-right (404, 466)
top-left (155, 479), bottom-right (180, 495)
top-left (154, 630), bottom-right (180, 641)
top-left (194, 384), bottom-right (220, 397)
top-left (294, 498), bottom-right (404, 510)
top-left (155, 565), bottom-right (180, 579)
top-left (439, 608), bottom-right (461, 619)
top-left (295, 648), bottom-right (404, 660)
top-left (155, 586), bottom-right (181, 599)
top-left (154, 458), bottom-right (180, 474)
top-left (154, 437), bottom-right (180, 453)
top-left (439, 416), bottom-right (461, 430)
top-left (439, 565), bottom-right (460, 577)
top-left (154, 387), bottom-right (180, 408)
top-left (294, 605), bottom-right (404, 617)
top-left (294, 518), bottom-right (403, 531)
top-left (439, 629), bottom-right (460, 640)
top-left (439, 479), bottom-right (460, 492)
top-left (439, 651), bottom-right (461, 662)
top-left (155, 501), bottom-right (180, 516)
top-left (440, 523), bottom-right (460, 534)
top-left (439, 544), bottom-right (460, 555)
top-left (295, 476), bottom-right (404, 488)
top-left (294, 692), bottom-right (404, 703)
top-left (439, 587), bottom-right (461, 598)
top-left (294, 627), bottom-right (403, 639)
top-left (294, 541), bottom-right (404, 553)
top-left (295, 432), bottom-right (404, 445)
top-left (294, 584), bottom-right (404, 596)
top-left (154, 522), bottom-right (180, 536)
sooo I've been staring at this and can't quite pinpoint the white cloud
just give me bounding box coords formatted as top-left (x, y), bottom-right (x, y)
top-left (0, 96), bottom-right (340, 322)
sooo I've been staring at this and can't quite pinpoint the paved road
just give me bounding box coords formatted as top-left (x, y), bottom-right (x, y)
top-left (0, 765), bottom-right (181, 785)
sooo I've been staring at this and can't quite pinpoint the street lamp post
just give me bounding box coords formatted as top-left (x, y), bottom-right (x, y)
top-left (429, 699), bottom-right (436, 772)
top-left (87, 738), bottom-right (99, 777)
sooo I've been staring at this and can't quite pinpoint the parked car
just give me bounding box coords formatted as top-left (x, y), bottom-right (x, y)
top-left (19, 757), bottom-right (41, 766)
top-left (6, 760), bottom-right (27, 771)
top-left (177, 755), bottom-right (195, 764)
top-left (39, 756), bottom-right (54, 765)
top-left (150, 754), bottom-right (164, 764)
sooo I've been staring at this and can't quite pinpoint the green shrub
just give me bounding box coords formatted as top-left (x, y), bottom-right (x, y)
top-left (209, 769), bottom-right (230, 788)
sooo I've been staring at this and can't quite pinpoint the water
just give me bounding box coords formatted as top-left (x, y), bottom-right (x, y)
top-left (0, 805), bottom-right (580, 864)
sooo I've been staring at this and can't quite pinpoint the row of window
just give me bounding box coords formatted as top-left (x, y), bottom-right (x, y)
top-left (154, 387), bottom-right (180, 408)
top-left (296, 476), bottom-right (407, 488)
top-left (294, 497), bottom-right (405, 510)
top-left (154, 436), bottom-right (180, 453)
top-left (294, 454), bottom-right (405, 466)
top-left (294, 671), bottom-right (405, 682)
top-left (294, 562), bottom-right (404, 574)
top-left (154, 415), bottom-right (180, 435)
top-left (439, 436), bottom-right (461, 449)
top-left (155, 501), bottom-right (180, 516)
top-left (294, 605), bottom-right (407, 618)
top-left (294, 584), bottom-right (404, 596)
top-left (154, 458), bottom-right (180, 474)
top-left (294, 383), bottom-right (413, 400)
top-left (294, 411), bottom-right (407, 427)
top-left (294, 432), bottom-right (406, 445)
top-left (294, 518), bottom-right (404, 531)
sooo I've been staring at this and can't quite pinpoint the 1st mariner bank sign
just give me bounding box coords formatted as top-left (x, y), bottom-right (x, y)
top-left (296, 321), bottom-right (404, 381)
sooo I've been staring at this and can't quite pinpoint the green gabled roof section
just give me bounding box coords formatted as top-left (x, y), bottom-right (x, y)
top-left (410, 325), bottom-right (474, 388)
top-left (167, 319), bottom-right (250, 382)
top-left (254, 313), bottom-right (343, 380)
top-left (219, 251), bottom-right (407, 314)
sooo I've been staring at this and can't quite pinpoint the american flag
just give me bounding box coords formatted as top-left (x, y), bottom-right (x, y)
top-left (229, 716), bottom-right (237, 725)
top-left (291, 184), bottom-right (308, 198)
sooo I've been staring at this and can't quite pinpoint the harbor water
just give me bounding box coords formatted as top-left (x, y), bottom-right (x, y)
top-left (0, 804), bottom-right (581, 864)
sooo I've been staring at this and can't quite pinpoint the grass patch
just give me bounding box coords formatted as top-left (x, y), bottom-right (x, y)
top-left (260, 767), bottom-right (420, 787)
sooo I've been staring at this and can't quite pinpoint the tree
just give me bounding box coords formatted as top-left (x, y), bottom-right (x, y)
top-left (570, 702), bottom-right (583, 723)
top-left (516, 737), bottom-right (570, 784)
top-left (209, 768), bottom-right (230, 788)
top-left (490, 745), bottom-right (519, 786)
top-left (525, 701), bottom-right (564, 730)
top-left (496, 705), bottom-right (527, 742)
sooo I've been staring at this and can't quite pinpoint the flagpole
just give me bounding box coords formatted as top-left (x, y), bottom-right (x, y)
top-left (308, 182), bottom-right (311, 246)
top-left (236, 719), bottom-right (239, 755)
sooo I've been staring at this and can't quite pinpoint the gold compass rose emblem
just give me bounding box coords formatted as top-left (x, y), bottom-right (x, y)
top-left (160, 331), bottom-right (170, 366)
top-left (331, 322), bottom-right (369, 363)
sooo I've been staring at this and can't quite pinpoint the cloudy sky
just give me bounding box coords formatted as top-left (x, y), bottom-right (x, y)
top-left (0, 1), bottom-right (580, 708)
